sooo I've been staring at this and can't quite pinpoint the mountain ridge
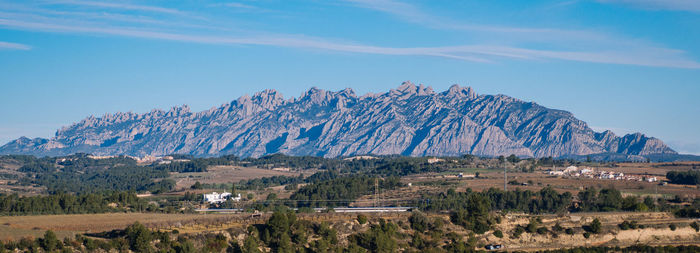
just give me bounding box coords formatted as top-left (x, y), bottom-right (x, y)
top-left (0, 82), bottom-right (677, 158)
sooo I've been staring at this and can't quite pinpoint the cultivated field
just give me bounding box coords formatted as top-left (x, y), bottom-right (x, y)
top-left (0, 213), bottom-right (240, 241)
top-left (171, 165), bottom-right (304, 190)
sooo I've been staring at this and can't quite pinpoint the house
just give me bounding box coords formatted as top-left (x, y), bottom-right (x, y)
top-left (203, 192), bottom-right (234, 204)
top-left (564, 166), bottom-right (578, 173)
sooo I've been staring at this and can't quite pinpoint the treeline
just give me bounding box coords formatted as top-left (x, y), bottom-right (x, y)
top-left (25, 166), bottom-right (175, 194)
top-left (420, 187), bottom-right (572, 215)
top-left (575, 187), bottom-right (658, 212)
top-left (152, 155), bottom-right (239, 173)
top-left (12, 154), bottom-right (178, 194)
top-left (420, 186), bottom-right (667, 215)
top-left (289, 176), bottom-right (402, 207)
top-left (0, 191), bottom-right (148, 215)
top-left (666, 170), bottom-right (700, 185)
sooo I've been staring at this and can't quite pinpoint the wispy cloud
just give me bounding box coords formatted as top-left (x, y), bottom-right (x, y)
top-left (341, 0), bottom-right (700, 68)
top-left (215, 2), bottom-right (258, 10)
top-left (343, 0), bottom-right (600, 38)
top-left (0, 41), bottom-right (31, 50)
top-left (46, 0), bottom-right (184, 15)
top-left (0, 0), bottom-right (698, 68)
top-left (597, 0), bottom-right (700, 13)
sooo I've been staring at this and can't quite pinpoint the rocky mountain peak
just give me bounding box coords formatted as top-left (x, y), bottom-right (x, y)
top-left (0, 82), bottom-right (677, 159)
top-left (251, 89), bottom-right (286, 110)
top-left (389, 81), bottom-right (435, 100)
top-left (444, 84), bottom-right (477, 100)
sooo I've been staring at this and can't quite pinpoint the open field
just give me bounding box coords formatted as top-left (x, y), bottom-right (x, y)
top-left (0, 213), bottom-right (242, 241)
top-left (171, 165), bottom-right (304, 190)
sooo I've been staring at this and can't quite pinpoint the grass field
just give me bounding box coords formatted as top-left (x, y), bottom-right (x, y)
top-left (0, 213), bottom-right (236, 241)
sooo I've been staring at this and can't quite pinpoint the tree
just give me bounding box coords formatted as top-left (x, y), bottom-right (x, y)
top-left (357, 214), bottom-right (368, 225)
top-left (597, 188), bottom-right (622, 211)
top-left (450, 194), bottom-right (491, 234)
top-left (409, 211), bottom-right (429, 232)
top-left (588, 218), bottom-right (602, 234)
top-left (242, 236), bottom-right (261, 253)
top-left (41, 230), bottom-right (60, 252)
top-left (506, 154), bottom-right (520, 163)
top-left (191, 181), bottom-right (203, 190)
top-left (125, 222), bottom-right (153, 253)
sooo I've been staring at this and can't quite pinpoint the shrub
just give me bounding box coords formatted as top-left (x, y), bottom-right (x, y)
top-left (512, 226), bottom-right (525, 238)
top-left (409, 211), bottom-right (429, 232)
top-left (357, 214), bottom-right (368, 225)
top-left (552, 223), bottom-right (563, 232)
top-left (565, 228), bottom-right (575, 235)
top-left (618, 220), bottom-right (639, 230)
top-left (669, 224), bottom-right (677, 231)
top-left (690, 221), bottom-right (699, 232)
top-left (587, 218), bottom-right (602, 234)
top-left (493, 230), bottom-right (503, 238)
top-left (583, 232), bottom-right (591, 238)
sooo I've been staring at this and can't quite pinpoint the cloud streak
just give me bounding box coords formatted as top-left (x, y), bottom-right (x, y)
top-left (2, 17), bottom-right (699, 69)
top-left (0, 40), bottom-right (31, 50)
top-left (0, 0), bottom-right (698, 68)
top-left (47, 0), bottom-right (184, 15)
top-left (597, 0), bottom-right (700, 13)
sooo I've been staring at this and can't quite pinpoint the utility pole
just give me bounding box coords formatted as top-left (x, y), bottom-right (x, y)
top-left (504, 166), bottom-right (507, 191)
top-left (375, 178), bottom-right (379, 208)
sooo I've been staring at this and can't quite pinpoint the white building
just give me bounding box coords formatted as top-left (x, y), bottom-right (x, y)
top-left (203, 192), bottom-right (237, 204)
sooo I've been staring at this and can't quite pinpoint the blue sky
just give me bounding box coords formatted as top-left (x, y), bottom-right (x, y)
top-left (0, 0), bottom-right (699, 154)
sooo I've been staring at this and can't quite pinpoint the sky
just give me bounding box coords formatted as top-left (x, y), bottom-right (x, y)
top-left (0, 0), bottom-right (699, 154)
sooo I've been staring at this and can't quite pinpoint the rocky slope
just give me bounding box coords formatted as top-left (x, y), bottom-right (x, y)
top-left (0, 82), bottom-right (677, 158)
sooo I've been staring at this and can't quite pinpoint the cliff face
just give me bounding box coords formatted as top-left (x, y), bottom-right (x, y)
top-left (0, 82), bottom-right (676, 158)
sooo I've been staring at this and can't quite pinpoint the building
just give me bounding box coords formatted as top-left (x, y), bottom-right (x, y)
top-left (203, 192), bottom-right (234, 204)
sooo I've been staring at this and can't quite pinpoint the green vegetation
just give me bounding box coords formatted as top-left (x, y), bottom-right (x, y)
top-left (666, 170), bottom-right (700, 185)
top-left (420, 187), bottom-right (572, 214)
top-left (0, 191), bottom-right (148, 215)
top-left (289, 176), bottom-right (402, 207)
top-left (618, 220), bottom-right (639, 230)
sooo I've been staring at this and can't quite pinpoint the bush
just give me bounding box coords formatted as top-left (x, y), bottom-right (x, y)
top-left (691, 221), bottom-right (699, 232)
top-left (512, 226), bottom-right (525, 238)
top-left (583, 232), bottom-right (591, 238)
top-left (565, 228), bottom-right (575, 235)
top-left (536, 227), bottom-right (548, 235)
top-left (493, 230), bottom-right (503, 238)
top-left (552, 223), bottom-right (563, 232)
top-left (409, 211), bottom-right (429, 232)
top-left (587, 218), bottom-right (602, 234)
top-left (357, 214), bottom-right (368, 225)
top-left (618, 220), bottom-right (638, 230)
top-left (669, 224), bottom-right (677, 231)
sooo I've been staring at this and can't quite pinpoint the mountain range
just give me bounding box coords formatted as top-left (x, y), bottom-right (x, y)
top-left (0, 82), bottom-right (678, 159)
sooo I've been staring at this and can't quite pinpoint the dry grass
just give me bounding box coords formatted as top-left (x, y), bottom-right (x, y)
top-left (171, 165), bottom-right (302, 190)
top-left (0, 213), bottom-right (234, 241)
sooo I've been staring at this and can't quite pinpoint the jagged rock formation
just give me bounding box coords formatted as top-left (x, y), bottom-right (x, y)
top-left (0, 82), bottom-right (677, 158)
